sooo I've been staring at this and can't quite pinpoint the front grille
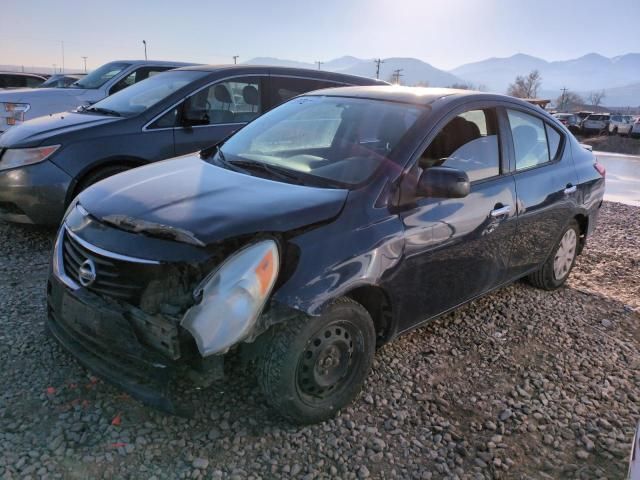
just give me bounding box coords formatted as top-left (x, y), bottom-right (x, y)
top-left (62, 229), bottom-right (144, 301)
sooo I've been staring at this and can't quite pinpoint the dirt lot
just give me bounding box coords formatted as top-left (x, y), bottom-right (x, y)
top-left (0, 201), bottom-right (638, 480)
top-left (579, 135), bottom-right (640, 156)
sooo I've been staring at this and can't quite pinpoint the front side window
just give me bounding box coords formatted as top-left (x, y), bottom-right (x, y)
top-left (87, 70), bottom-right (205, 117)
top-left (72, 62), bottom-right (131, 89)
top-left (216, 96), bottom-right (424, 186)
top-left (507, 109), bottom-right (552, 170)
top-left (419, 109), bottom-right (500, 182)
top-left (109, 66), bottom-right (175, 95)
top-left (182, 77), bottom-right (262, 125)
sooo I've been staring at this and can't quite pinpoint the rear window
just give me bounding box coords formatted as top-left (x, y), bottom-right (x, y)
top-left (588, 115), bottom-right (608, 121)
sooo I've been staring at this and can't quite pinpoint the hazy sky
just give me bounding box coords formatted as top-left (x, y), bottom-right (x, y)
top-left (5, 0), bottom-right (639, 71)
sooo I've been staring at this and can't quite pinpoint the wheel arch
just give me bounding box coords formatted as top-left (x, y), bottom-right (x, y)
top-left (344, 284), bottom-right (394, 345)
top-left (66, 155), bottom-right (148, 206)
top-left (574, 212), bottom-right (589, 254)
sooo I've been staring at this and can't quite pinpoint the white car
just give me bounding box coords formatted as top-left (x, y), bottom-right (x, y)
top-left (582, 113), bottom-right (610, 136)
top-left (0, 60), bottom-right (193, 133)
top-left (631, 117), bottom-right (640, 139)
top-left (608, 114), bottom-right (634, 136)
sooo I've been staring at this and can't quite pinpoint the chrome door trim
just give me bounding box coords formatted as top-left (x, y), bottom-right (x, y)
top-left (142, 73), bottom-right (268, 132)
top-left (142, 73), bottom-right (352, 132)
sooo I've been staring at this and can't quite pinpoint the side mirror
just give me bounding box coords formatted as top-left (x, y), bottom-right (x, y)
top-left (417, 166), bottom-right (470, 198)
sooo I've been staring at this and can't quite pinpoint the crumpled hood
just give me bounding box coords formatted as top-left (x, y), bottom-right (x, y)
top-left (79, 154), bottom-right (349, 246)
top-left (0, 87), bottom-right (86, 104)
top-left (0, 111), bottom-right (119, 148)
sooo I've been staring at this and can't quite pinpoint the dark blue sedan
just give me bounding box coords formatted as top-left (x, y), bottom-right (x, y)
top-left (46, 86), bottom-right (605, 423)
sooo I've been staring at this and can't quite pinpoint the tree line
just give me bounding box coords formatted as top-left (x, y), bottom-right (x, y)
top-left (507, 70), bottom-right (606, 111)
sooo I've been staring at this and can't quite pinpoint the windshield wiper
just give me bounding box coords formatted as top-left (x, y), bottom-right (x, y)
top-left (227, 158), bottom-right (306, 184)
top-left (84, 106), bottom-right (121, 117)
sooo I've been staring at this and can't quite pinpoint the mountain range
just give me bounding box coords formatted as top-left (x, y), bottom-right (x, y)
top-left (246, 54), bottom-right (640, 107)
top-left (3, 52), bottom-right (639, 106)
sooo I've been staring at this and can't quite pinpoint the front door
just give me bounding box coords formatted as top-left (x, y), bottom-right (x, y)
top-left (173, 76), bottom-right (264, 156)
top-left (391, 107), bottom-right (517, 333)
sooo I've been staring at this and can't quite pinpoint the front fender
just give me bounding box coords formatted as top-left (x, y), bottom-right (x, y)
top-left (272, 211), bottom-right (404, 317)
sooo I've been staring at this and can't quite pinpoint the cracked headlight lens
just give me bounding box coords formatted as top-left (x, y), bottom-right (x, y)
top-left (181, 239), bottom-right (279, 356)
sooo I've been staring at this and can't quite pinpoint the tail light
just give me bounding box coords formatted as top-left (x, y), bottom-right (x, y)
top-left (594, 161), bottom-right (606, 178)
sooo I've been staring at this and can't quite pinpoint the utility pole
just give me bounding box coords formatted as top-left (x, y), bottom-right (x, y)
top-left (392, 68), bottom-right (404, 85)
top-left (61, 41), bottom-right (65, 73)
top-left (142, 40), bottom-right (148, 60)
top-left (232, 55), bottom-right (239, 64)
top-left (81, 56), bottom-right (88, 73)
top-left (315, 61), bottom-right (323, 70)
top-left (373, 58), bottom-right (384, 80)
top-left (559, 87), bottom-right (568, 112)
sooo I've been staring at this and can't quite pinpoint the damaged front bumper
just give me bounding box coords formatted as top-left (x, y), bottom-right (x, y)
top-left (47, 273), bottom-right (223, 415)
top-left (46, 210), bottom-right (299, 414)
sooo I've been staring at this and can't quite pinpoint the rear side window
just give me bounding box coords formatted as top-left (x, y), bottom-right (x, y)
top-left (507, 110), bottom-right (553, 170)
top-left (420, 108), bottom-right (500, 182)
top-left (545, 124), bottom-right (562, 161)
top-left (269, 77), bottom-right (342, 107)
top-left (2, 75), bottom-right (27, 88)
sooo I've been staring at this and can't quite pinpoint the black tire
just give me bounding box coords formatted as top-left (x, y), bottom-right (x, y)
top-left (76, 164), bottom-right (132, 196)
top-left (257, 297), bottom-right (376, 424)
top-left (527, 220), bottom-right (580, 290)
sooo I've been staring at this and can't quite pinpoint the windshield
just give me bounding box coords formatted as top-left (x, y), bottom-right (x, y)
top-left (217, 96), bottom-right (424, 186)
top-left (72, 62), bottom-right (131, 89)
top-left (86, 70), bottom-right (205, 117)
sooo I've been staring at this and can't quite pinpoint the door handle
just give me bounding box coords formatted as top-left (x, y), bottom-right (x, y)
top-left (490, 205), bottom-right (511, 217)
top-left (564, 185), bottom-right (577, 195)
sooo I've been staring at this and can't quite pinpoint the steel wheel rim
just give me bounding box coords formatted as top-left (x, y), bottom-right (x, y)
top-left (553, 229), bottom-right (577, 280)
top-left (296, 320), bottom-right (362, 404)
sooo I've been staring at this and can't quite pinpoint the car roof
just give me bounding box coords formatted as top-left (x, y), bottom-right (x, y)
top-left (302, 85), bottom-right (523, 106)
top-left (108, 60), bottom-right (198, 67)
top-left (0, 71), bottom-right (47, 78)
top-left (174, 64), bottom-right (387, 85)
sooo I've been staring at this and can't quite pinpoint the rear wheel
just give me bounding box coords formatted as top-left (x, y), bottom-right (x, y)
top-left (527, 220), bottom-right (580, 290)
top-left (257, 297), bottom-right (375, 424)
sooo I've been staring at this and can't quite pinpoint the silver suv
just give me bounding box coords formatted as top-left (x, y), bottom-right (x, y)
top-left (608, 114), bottom-right (633, 136)
top-left (582, 113), bottom-right (610, 135)
top-left (0, 60), bottom-right (194, 133)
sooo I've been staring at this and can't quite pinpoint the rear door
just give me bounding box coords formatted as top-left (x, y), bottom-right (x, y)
top-left (172, 76), bottom-right (265, 156)
top-left (503, 107), bottom-right (579, 278)
top-left (392, 104), bottom-right (518, 332)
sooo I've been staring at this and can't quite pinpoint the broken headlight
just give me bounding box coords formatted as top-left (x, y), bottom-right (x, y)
top-left (181, 239), bottom-right (279, 356)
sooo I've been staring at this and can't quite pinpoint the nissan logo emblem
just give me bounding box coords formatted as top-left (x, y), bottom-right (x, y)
top-left (78, 259), bottom-right (97, 287)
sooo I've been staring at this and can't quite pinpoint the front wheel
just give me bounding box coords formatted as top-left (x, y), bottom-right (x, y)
top-left (527, 220), bottom-right (580, 290)
top-left (257, 297), bottom-right (375, 424)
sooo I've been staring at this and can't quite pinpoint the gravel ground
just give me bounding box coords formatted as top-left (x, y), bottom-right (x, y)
top-left (0, 201), bottom-right (638, 480)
